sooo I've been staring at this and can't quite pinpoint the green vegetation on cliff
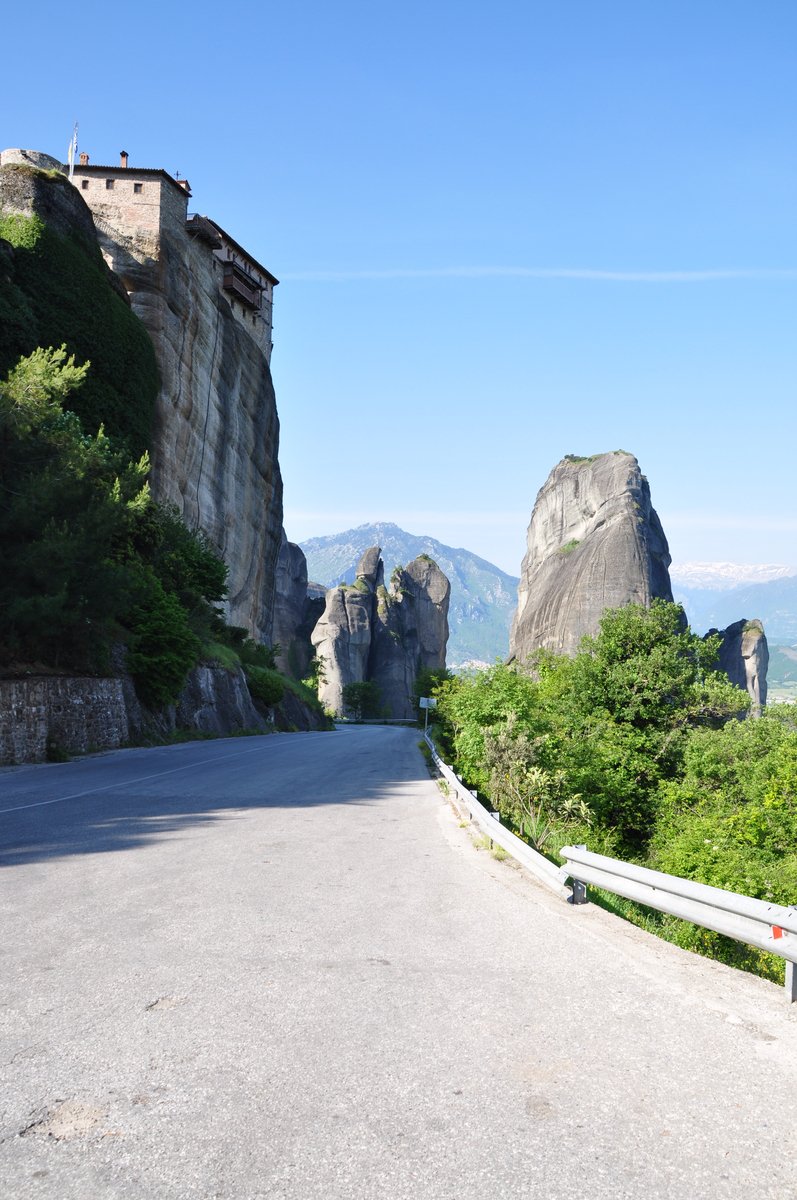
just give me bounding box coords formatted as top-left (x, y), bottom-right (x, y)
top-left (431, 601), bottom-right (797, 984)
top-left (0, 347), bottom-right (224, 706)
top-left (0, 195), bottom-right (158, 456)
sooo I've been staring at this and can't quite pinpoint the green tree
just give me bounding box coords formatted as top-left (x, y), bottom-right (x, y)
top-left (0, 346), bottom-right (148, 667)
top-left (435, 602), bottom-right (747, 853)
top-left (125, 570), bottom-right (200, 707)
top-left (0, 347), bottom-right (230, 705)
top-left (342, 681), bottom-right (382, 720)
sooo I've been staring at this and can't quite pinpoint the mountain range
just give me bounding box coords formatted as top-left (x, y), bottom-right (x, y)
top-left (671, 576), bottom-right (797, 644)
top-left (300, 523), bottom-right (519, 668)
top-left (300, 525), bottom-right (797, 685)
top-left (670, 562), bottom-right (797, 590)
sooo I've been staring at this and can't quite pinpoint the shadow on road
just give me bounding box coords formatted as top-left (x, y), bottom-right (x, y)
top-left (0, 728), bottom-right (432, 868)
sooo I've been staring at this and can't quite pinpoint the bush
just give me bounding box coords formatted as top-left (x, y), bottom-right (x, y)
top-left (246, 666), bottom-right (286, 708)
top-left (126, 576), bottom-right (200, 707)
top-left (342, 680), bottom-right (382, 720)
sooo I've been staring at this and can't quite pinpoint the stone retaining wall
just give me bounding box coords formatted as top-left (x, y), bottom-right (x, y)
top-left (0, 677), bottom-right (129, 765)
top-left (0, 667), bottom-right (267, 765)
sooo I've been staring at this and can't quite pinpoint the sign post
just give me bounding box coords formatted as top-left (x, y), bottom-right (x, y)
top-left (419, 696), bottom-right (437, 734)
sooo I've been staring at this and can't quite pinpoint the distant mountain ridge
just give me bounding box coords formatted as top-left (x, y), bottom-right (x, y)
top-left (673, 575), bottom-right (797, 644)
top-left (299, 522), bottom-right (518, 668)
top-left (670, 562), bottom-right (797, 590)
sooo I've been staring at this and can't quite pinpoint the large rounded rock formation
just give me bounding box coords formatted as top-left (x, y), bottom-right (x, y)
top-left (510, 451), bottom-right (673, 661)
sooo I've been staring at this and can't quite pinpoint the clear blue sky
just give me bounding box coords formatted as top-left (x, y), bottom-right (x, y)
top-left (3, 0), bottom-right (795, 574)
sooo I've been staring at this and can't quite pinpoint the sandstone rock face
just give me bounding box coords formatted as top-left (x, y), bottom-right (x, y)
top-left (403, 556), bottom-right (451, 671)
top-left (370, 557), bottom-right (451, 719)
top-left (311, 548), bottom-right (450, 718)
top-left (104, 216), bottom-right (282, 642)
top-left (312, 548), bottom-right (381, 713)
top-left (272, 688), bottom-right (332, 733)
top-left (0, 149), bottom-right (66, 172)
top-left (710, 619), bottom-right (769, 714)
top-left (0, 151), bottom-right (283, 642)
top-left (122, 664), bottom-right (267, 741)
top-left (0, 156), bottom-right (99, 246)
top-left (272, 532), bottom-right (310, 676)
top-left (510, 452), bottom-right (673, 660)
top-left (272, 534), bottom-right (327, 681)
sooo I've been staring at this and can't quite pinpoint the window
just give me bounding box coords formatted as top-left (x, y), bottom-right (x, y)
top-left (105, 179), bottom-right (114, 190)
top-left (81, 179), bottom-right (89, 190)
top-left (134, 182), bottom-right (143, 194)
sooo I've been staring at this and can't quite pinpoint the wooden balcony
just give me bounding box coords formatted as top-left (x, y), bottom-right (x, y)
top-left (222, 261), bottom-right (262, 309)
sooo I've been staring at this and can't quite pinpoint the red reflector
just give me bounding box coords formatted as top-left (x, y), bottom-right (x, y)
top-left (772, 926), bottom-right (784, 939)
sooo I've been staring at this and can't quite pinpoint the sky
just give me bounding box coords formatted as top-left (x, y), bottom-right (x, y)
top-left (3, 0), bottom-right (796, 575)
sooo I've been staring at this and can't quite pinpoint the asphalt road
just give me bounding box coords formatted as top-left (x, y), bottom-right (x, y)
top-left (1, 725), bottom-right (796, 1199)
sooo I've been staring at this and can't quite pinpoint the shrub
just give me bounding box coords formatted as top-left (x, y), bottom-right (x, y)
top-left (342, 680), bottom-right (382, 719)
top-left (126, 576), bottom-right (200, 707)
top-left (246, 666), bottom-right (286, 708)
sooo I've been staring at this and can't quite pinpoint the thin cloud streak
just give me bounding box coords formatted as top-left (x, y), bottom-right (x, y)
top-left (284, 508), bottom-right (530, 530)
top-left (282, 266), bottom-right (797, 283)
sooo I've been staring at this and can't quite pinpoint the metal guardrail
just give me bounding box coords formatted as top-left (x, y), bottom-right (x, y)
top-left (424, 734), bottom-right (572, 901)
top-left (560, 845), bottom-right (797, 1003)
top-left (425, 734), bottom-right (797, 1003)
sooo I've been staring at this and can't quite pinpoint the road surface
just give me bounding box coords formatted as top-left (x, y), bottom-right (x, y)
top-left (1, 725), bottom-right (796, 1198)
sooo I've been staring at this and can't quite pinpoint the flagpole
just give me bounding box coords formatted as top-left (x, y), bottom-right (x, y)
top-left (67, 122), bottom-right (78, 179)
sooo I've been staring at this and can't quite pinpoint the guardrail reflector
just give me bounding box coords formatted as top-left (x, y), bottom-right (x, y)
top-left (772, 926), bottom-right (784, 940)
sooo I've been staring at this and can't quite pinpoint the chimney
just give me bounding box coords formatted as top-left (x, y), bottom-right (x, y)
top-left (79, 152), bottom-right (89, 165)
top-left (120, 150), bottom-right (129, 168)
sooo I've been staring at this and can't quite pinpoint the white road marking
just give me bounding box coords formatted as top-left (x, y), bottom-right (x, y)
top-left (0, 739), bottom-right (289, 815)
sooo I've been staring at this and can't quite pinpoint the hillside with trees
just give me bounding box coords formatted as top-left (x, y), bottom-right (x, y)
top-left (430, 600), bottom-right (797, 985)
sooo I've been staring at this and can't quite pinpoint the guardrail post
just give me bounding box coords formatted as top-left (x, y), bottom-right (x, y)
top-left (787, 961), bottom-right (796, 1004)
top-left (489, 808), bottom-right (499, 850)
top-left (567, 845), bottom-right (588, 905)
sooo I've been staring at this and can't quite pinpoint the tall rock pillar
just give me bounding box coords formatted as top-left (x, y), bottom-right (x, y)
top-left (510, 451), bottom-right (672, 661)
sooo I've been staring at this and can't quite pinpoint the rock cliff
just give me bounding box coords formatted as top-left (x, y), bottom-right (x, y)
top-left (90, 200), bottom-right (282, 642)
top-left (0, 159), bottom-right (158, 454)
top-left (272, 532), bottom-right (325, 679)
top-left (312, 549), bottom-right (383, 713)
top-left (370, 557), bottom-right (451, 718)
top-left (0, 148), bottom-right (283, 642)
top-left (510, 450), bottom-right (769, 709)
top-left (311, 547), bottom-right (450, 718)
top-left (710, 619), bottom-right (769, 714)
top-left (510, 451), bottom-right (673, 660)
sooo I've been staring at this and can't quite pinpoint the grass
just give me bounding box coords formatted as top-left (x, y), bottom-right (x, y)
top-left (579, 883), bottom-right (787, 986)
top-left (201, 641), bottom-right (241, 670)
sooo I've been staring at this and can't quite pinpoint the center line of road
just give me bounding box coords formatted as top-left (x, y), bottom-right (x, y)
top-left (0, 740), bottom-right (287, 815)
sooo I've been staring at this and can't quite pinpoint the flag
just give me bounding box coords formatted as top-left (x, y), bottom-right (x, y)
top-left (67, 123), bottom-right (78, 178)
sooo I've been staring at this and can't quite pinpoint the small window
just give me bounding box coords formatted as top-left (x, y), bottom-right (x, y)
top-left (81, 179), bottom-right (89, 190)
top-left (105, 179), bottom-right (114, 190)
top-left (134, 182), bottom-right (143, 194)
